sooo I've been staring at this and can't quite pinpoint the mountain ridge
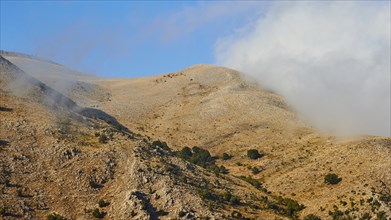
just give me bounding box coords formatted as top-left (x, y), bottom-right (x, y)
top-left (1, 51), bottom-right (390, 219)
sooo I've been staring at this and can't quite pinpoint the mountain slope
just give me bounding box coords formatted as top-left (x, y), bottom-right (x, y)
top-left (95, 64), bottom-right (391, 219)
top-left (1, 54), bottom-right (300, 219)
top-left (1, 52), bottom-right (390, 219)
top-left (1, 51), bottom-right (110, 107)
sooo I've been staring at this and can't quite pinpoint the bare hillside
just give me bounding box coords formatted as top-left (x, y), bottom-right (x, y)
top-left (95, 64), bottom-right (391, 219)
top-left (1, 53), bottom-right (390, 220)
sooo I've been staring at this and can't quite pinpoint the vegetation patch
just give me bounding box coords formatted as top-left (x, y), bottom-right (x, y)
top-left (222, 153), bottom-right (232, 160)
top-left (324, 173), bottom-right (342, 185)
top-left (276, 197), bottom-right (305, 217)
top-left (177, 146), bottom-right (228, 175)
top-left (238, 176), bottom-right (262, 189)
top-left (98, 199), bottom-right (110, 208)
top-left (47, 212), bottom-right (65, 220)
top-left (303, 214), bottom-right (321, 220)
top-left (198, 189), bottom-right (240, 205)
top-left (92, 208), bottom-right (106, 218)
top-left (247, 149), bottom-right (262, 159)
top-left (98, 133), bottom-right (108, 144)
top-left (152, 140), bottom-right (172, 154)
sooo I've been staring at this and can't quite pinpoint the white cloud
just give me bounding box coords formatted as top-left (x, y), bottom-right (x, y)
top-left (216, 1), bottom-right (390, 136)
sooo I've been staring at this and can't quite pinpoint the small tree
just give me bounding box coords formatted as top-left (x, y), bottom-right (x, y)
top-left (324, 173), bottom-right (342, 185)
top-left (247, 149), bottom-right (262, 159)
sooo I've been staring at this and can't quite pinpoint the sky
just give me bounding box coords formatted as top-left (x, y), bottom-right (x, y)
top-left (1, 1), bottom-right (390, 137)
top-left (0, 1), bottom-right (269, 77)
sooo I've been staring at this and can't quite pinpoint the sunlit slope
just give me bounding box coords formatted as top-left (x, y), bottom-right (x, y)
top-left (96, 64), bottom-right (391, 218)
top-left (3, 52), bottom-right (391, 219)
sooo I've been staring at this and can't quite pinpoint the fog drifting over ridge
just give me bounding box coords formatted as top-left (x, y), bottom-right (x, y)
top-left (215, 2), bottom-right (391, 137)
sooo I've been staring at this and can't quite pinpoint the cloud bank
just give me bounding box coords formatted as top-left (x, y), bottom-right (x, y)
top-left (216, 2), bottom-right (390, 137)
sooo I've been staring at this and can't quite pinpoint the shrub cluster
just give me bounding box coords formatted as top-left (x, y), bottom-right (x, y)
top-left (152, 140), bottom-right (171, 152)
top-left (238, 176), bottom-right (262, 189)
top-left (198, 189), bottom-right (240, 205)
top-left (277, 197), bottom-right (305, 217)
top-left (266, 197), bottom-right (305, 218)
top-left (177, 146), bottom-right (228, 174)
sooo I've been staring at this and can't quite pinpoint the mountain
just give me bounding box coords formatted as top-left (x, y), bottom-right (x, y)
top-left (1, 51), bottom-right (390, 219)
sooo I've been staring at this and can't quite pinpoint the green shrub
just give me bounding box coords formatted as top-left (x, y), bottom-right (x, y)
top-left (377, 211), bottom-right (387, 220)
top-left (218, 191), bottom-right (239, 204)
top-left (199, 189), bottom-right (241, 206)
top-left (98, 134), bottom-right (108, 144)
top-left (222, 153), bottom-right (232, 160)
top-left (247, 149), bottom-right (262, 159)
top-left (152, 140), bottom-right (171, 152)
top-left (231, 210), bottom-right (242, 218)
top-left (329, 209), bottom-right (344, 220)
top-left (140, 200), bottom-right (148, 210)
top-left (47, 212), bottom-right (65, 220)
top-left (239, 176), bottom-right (262, 189)
top-left (178, 147), bottom-right (192, 159)
top-left (379, 194), bottom-right (391, 202)
top-left (324, 173), bottom-right (342, 185)
top-left (179, 210), bottom-right (186, 217)
top-left (166, 163), bottom-right (181, 175)
top-left (0, 208), bottom-right (6, 216)
top-left (92, 208), bottom-right (105, 218)
top-left (277, 197), bottom-right (305, 217)
top-left (229, 196), bottom-right (241, 205)
top-left (360, 213), bottom-right (371, 220)
top-left (220, 191), bottom-right (232, 201)
top-left (198, 189), bottom-right (218, 201)
top-left (177, 146), bottom-right (228, 174)
top-left (190, 146), bottom-right (213, 166)
top-left (304, 214), bottom-right (321, 220)
top-left (89, 180), bottom-right (101, 189)
top-left (98, 199), bottom-right (109, 207)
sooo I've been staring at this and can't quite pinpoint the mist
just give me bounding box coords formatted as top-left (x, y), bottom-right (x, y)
top-left (215, 2), bottom-right (390, 137)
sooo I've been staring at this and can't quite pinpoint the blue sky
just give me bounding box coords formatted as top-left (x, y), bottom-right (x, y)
top-left (1, 1), bottom-right (269, 78)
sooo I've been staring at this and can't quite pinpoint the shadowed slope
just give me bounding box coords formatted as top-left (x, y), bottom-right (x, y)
top-left (0, 55), bottom-right (128, 132)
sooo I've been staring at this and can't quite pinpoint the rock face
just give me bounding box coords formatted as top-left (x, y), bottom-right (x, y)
top-left (1, 52), bottom-right (390, 219)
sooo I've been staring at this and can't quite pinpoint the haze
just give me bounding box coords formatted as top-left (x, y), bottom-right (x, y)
top-left (216, 2), bottom-right (391, 137)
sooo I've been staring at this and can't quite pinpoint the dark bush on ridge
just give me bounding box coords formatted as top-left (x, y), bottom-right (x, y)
top-left (247, 149), bottom-right (262, 159)
top-left (177, 146), bottom-right (228, 174)
top-left (324, 173), bottom-right (342, 185)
